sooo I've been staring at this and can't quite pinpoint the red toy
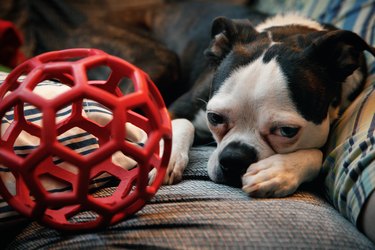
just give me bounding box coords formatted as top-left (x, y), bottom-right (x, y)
top-left (0, 48), bottom-right (172, 230)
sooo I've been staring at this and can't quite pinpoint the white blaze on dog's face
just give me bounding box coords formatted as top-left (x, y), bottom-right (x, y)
top-left (206, 55), bottom-right (330, 185)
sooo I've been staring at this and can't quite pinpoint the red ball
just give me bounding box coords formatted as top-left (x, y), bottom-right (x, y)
top-left (0, 49), bottom-right (172, 230)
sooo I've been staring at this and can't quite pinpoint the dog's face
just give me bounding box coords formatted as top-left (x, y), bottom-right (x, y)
top-left (204, 15), bottom-right (374, 185)
top-left (206, 57), bottom-right (331, 185)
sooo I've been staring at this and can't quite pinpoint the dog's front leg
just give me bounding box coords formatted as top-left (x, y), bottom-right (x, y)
top-left (242, 149), bottom-right (323, 197)
top-left (163, 118), bottom-right (195, 184)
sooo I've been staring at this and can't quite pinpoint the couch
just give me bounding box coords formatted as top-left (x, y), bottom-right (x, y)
top-left (0, 146), bottom-right (372, 249)
top-left (1, 0), bottom-right (375, 249)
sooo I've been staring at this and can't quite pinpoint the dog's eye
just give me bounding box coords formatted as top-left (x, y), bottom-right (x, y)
top-left (207, 112), bottom-right (225, 126)
top-left (278, 126), bottom-right (300, 138)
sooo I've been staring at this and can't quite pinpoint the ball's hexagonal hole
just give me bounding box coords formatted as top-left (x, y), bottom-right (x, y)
top-left (39, 173), bottom-right (73, 194)
top-left (147, 137), bottom-right (167, 186)
top-left (94, 172), bottom-right (138, 201)
top-left (83, 99), bottom-right (113, 127)
top-left (0, 167), bottom-right (17, 196)
top-left (1, 102), bottom-right (42, 162)
top-left (52, 156), bottom-right (79, 175)
top-left (67, 209), bottom-right (100, 224)
top-left (89, 150), bottom-right (138, 198)
top-left (0, 169), bottom-right (35, 210)
top-left (124, 108), bottom-right (153, 155)
top-left (13, 130), bottom-right (40, 158)
top-left (125, 99), bottom-right (162, 137)
top-left (24, 102), bottom-right (42, 127)
top-left (31, 155), bottom-right (79, 208)
top-left (125, 121), bottom-right (148, 147)
top-left (1, 106), bottom-right (15, 139)
top-left (112, 150), bottom-right (138, 170)
top-left (31, 78), bottom-right (73, 100)
top-left (55, 103), bottom-right (73, 124)
top-left (86, 65), bottom-right (112, 82)
top-left (88, 151), bottom-right (139, 209)
top-left (152, 137), bottom-right (166, 160)
top-left (57, 126), bottom-right (99, 157)
top-left (90, 171), bottom-right (120, 199)
top-left (17, 75), bottom-right (27, 83)
top-left (0, 71), bottom-right (30, 98)
top-left (118, 76), bottom-right (136, 95)
top-left (55, 98), bottom-right (113, 162)
top-left (121, 177), bottom-right (137, 199)
top-left (85, 62), bottom-right (136, 96)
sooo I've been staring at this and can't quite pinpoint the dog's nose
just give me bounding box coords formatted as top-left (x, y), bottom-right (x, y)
top-left (219, 141), bottom-right (257, 185)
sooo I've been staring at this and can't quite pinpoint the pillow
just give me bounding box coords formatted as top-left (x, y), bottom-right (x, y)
top-left (254, 0), bottom-right (375, 227)
top-left (315, 0), bottom-right (375, 227)
top-left (307, 0), bottom-right (375, 227)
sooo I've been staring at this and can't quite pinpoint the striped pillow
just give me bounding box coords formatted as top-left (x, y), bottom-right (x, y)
top-left (254, 0), bottom-right (375, 226)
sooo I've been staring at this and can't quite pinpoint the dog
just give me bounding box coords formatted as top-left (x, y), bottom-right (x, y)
top-left (136, 2), bottom-right (375, 198)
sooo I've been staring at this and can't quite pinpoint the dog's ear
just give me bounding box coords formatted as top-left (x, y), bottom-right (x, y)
top-left (204, 17), bottom-right (258, 66)
top-left (304, 30), bottom-right (375, 82)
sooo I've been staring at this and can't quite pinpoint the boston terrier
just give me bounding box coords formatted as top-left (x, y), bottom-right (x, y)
top-left (109, 2), bottom-right (375, 197)
top-left (153, 10), bottom-right (375, 197)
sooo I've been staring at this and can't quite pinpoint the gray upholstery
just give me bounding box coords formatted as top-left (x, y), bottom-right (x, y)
top-left (6, 147), bottom-right (375, 249)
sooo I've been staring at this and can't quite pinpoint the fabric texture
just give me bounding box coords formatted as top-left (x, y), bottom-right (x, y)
top-left (5, 147), bottom-right (375, 249)
top-left (323, 74), bottom-right (375, 225)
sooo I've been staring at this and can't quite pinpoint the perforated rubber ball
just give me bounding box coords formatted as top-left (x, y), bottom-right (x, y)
top-left (0, 48), bottom-right (172, 231)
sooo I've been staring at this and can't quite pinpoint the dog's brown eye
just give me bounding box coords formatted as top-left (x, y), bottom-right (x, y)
top-left (207, 112), bottom-right (225, 126)
top-left (279, 127), bottom-right (299, 138)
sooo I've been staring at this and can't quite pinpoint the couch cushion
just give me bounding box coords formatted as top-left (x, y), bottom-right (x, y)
top-left (6, 147), bottom-right (375, 249)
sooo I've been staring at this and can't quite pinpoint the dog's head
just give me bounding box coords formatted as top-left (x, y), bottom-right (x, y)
top-left (204, 14), bottom-right (375, 186)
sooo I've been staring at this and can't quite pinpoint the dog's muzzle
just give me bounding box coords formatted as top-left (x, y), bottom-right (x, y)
top-left (219, 141), bottom-right (258, 186)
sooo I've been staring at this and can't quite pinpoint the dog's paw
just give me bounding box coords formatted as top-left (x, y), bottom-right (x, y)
top-left (146, 151), bottom-right (188, 185)
top-left (163, 151), bottom-right (189, 185)
top-left (241, 154), bottom-right (300, 197)
top-left (241, 150), bottom-right (323, 198)
top-left (160, 118), bottom-right (194, 185)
